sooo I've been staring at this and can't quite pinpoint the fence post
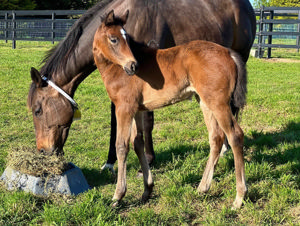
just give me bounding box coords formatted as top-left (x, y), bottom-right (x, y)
top-left (258, 6), bottom-right (264, 58)
top-left (52, 12), bottom-right (55, 44)
top-left (12, 11), bottom-right (16, 49)
top-left (267, 10), bottom-right (274, 58)
top-left (297, 10), bottom-right (300, 52)
top-left (5, 12), bottom-right (8, 43)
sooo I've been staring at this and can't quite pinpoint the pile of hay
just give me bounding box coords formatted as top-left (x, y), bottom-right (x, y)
top-left (6, 147), bottom-right (70, 177)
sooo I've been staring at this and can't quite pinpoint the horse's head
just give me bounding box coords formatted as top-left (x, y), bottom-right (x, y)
top-left (27, 67), bottom-right (79, 156)
top-left (93, 10), bottom-right (138, 75)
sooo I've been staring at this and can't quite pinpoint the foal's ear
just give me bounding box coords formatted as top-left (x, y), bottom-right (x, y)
top-left (120, 10), bottom-right (129, 25)
top-left (105, 10), bottom-right (115, 25)
top-left (30, 67), bottom-right (43, 88)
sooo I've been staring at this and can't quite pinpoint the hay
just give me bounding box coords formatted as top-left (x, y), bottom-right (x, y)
top-left (6, 147), bottom-right (70, 177)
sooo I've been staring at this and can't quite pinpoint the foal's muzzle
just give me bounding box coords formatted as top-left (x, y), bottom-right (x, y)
top-left (124, 61), bottom-right (138, 75)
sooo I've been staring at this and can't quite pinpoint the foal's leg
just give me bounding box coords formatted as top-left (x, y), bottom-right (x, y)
top-left (212, 105), bottom-right (247, 209)
top-left (112, 107), bottom-right (134, 205)
top-left (132, 112), bottom-right (154, 201)
top-left (198, 102), bottom-right (225, 193)
top-left (144, 111), bottom-right (155, 165)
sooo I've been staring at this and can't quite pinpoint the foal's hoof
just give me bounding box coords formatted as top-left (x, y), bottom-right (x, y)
top-left (232, 194), bottom-right (244, 210)
top-left (112, 200), bottom-right (120, 208)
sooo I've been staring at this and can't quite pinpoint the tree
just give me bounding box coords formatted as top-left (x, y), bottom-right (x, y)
top-left (270, 0), bottom-right (300, 7)
top-left (253, 0), bottom-right (300, 8)
top-left (0, 0), bottom-right (36, 10)
top-left (35, 0), bottom-right (99, 10)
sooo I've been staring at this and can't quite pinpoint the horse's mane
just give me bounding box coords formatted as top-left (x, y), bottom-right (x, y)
top-left (40, 0), bottom-right (114, 79)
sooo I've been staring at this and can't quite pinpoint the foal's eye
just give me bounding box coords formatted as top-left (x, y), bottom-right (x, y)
top-left (110, 37), bottom-right (118, 44)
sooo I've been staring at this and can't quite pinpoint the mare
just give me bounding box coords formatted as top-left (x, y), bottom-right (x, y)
top-left (93, 10), bottom-right (247, 208)
top-left (27, 0), bottom-right (255, 168)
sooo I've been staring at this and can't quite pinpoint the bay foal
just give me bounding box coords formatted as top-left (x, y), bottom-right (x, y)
top-left (93, 10), bottom-right (247, 208)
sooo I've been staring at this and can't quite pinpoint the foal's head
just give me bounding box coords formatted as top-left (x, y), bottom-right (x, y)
top-left (93, 10), bottom-right (138, 75)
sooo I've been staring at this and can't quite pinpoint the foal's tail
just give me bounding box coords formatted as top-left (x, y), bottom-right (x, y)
top-left (229, 50), bottom-right (247, 118)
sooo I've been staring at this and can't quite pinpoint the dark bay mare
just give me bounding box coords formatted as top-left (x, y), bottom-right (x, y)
top-left (27, 0), bottom-right (255, 168)
top-left (93, 10), bottom-right (247, 208)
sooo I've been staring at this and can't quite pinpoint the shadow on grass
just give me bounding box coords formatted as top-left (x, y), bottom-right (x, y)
top-left (245, 121), bottom-right (300, 169)
top-left (85, 121), bottom-right (299, 198)
top-left (82, 167), bottom-right (116, 188)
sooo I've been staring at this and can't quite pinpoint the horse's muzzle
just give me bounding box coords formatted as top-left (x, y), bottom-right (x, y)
top-left (124, 61), bottom-right (138, 75)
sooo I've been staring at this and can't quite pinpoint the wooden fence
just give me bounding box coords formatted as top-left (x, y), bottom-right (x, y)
top-left (1, 8), bottom-right (300, 58)
top-left (253, 7), bottom-right (300, 58)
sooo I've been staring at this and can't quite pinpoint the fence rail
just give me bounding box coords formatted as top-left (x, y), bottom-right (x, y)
top-left (253, 6), bottom-right (300, 58)
top-left (1, 8), bottom-right (300, 58)
top-left (0, 10), bottom-right (85, 48)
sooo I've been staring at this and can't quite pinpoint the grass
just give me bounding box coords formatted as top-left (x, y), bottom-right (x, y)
top-left (0, 40), bottom-right (300, 225)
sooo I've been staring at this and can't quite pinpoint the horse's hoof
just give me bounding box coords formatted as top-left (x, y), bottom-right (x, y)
top-left (220, 144), bottom-right (229, 157)
top-left (136, 169), bottom-right (143, 178)
top-left (100, 163), bottom-right (115, 175)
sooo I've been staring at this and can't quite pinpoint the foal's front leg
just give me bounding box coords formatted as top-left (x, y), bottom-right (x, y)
top-left (112, 108), bottom-right (134, 205)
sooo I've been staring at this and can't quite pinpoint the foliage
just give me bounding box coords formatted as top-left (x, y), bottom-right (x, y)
top-left (0, 0), bottom-right (100, 10)
top-left (0, 0), bottom-right (36, 10)
top-left (34, 0), bottom-right (100, 10)
top-left (253, 0), bottom-right (300, 8)
top-left (0, 41), bottom-right (299, 225)
top-left (270, 0), bottom-right (300, 7)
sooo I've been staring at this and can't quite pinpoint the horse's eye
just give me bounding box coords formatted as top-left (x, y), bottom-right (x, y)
top-left (34, 107), bottom-right (43, 117)
top-left (110, 37), bottom-right (118, 44)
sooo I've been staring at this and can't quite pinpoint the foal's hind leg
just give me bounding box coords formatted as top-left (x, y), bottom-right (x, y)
top-left (211, 105), bottom-right (247, 209)
top-left (132, 112), bottom-right (154, 201)
top-left (198, 102), bottom-right (225, 193)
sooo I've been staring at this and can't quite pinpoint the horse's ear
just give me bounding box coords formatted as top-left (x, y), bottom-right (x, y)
top-left (30, 67), bottom-right (43, 88)
top-left (105, 10), bottom-right (115, 25)
top-left (120, 10), bottom-right (129, 25)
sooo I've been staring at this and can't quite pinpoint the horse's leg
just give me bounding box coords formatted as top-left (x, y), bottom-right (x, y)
top-left (101, 102), bottom-right (117, 173)
top-left (211, 105), bottom-right (247, 209)
top-left (198, 101), bottom-right (225, 193)
top-left (143, 111), bottom-right (155, 165)
top-left (132, 112), bottom-right (154, 201)
top-left (112, 107), bottom-right (133, 205)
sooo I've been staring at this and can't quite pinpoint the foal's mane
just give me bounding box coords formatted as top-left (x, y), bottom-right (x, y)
top-left (40, 0), bottom-right (114, 79)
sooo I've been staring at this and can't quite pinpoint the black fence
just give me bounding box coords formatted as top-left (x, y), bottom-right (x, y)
top-left (1, 8), bottom-right (300, 58)
top-left (0, 10), bottom-right (85, 48)
top-left (253, 7), bottom-right (300, 58)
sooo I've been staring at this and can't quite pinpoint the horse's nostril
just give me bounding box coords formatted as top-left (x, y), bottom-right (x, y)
top-left (39, 148), bottom-right (45, 154)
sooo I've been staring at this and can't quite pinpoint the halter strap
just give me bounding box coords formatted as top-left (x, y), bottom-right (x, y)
top-left (41, 75), bottom-right (78, 109)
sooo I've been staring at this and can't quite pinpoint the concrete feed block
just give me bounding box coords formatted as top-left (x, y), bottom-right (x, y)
top-left (0, 163), bottom-right (89, 196)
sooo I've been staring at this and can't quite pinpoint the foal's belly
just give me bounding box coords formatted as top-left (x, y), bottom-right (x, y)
top-left (140, 86), bottom-right (196, 111)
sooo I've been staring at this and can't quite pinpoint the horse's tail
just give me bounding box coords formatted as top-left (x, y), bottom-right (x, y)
top-left (229, 50), bottom-right (247, 119)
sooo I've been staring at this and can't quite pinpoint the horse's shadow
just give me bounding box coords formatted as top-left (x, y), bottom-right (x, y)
top-left (85, 121), bottom-right (300, 191)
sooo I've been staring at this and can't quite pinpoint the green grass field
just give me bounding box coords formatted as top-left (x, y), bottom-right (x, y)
top-left (0, 41), bottom-right (299, 225)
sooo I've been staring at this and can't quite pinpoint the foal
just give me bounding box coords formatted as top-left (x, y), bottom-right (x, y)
top-left (93, 10), bottom-right (247, 209)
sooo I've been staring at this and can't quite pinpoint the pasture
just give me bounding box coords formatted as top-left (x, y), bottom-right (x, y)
top-left (0, 41), bottom-right (299, 225)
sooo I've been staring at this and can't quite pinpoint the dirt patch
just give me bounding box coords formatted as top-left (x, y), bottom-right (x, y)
top-left (290, 206), bottom-right (300, 224)
top-left (262, 58), bottom-right (300, 63)
top-left (6, 147), bottom-right (70, 177)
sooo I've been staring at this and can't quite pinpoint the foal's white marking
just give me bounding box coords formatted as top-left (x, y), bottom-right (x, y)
top-left (120, 28), bottom-right (127, 40)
